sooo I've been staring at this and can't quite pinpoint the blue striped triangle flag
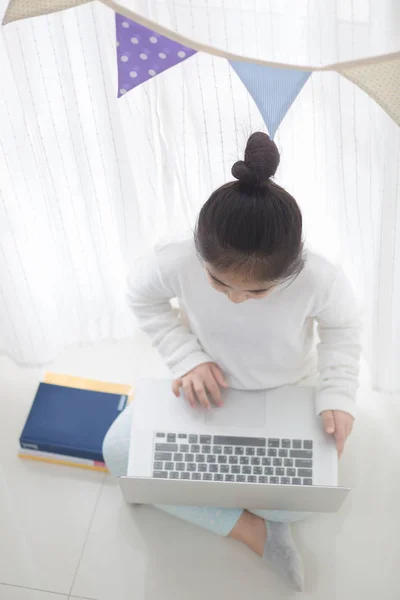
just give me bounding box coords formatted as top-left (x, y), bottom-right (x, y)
top-left (229, 61), bottom-right (311, 139)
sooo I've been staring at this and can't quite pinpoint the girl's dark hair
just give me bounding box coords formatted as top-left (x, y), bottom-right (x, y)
top-left (195, 132), bottom-right (305, 282)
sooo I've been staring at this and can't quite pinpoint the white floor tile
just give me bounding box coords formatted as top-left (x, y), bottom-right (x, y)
top-left (71, 478), bottom-right (284, 600)
top-left (0, 358), bottom-right (104, 594)
top-left (0, 584), bottom-right (67, 599)
top-left (0, 335), bottom-right (166, 596)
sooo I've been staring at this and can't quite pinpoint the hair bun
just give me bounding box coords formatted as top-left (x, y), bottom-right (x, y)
top-left (231, 132), bottom-right (280, 187)
top-left (231, 160), bottom-right (255, 186)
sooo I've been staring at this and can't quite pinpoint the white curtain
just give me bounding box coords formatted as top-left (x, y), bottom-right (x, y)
top-left (0, 0), bottom-right (399, 390)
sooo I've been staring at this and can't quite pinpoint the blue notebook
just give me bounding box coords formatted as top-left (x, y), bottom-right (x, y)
top-left (20, 383), bottom-right (128, 462)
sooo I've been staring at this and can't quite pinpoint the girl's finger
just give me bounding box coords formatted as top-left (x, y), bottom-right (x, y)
top-left (346, 419), bottom-right (354, 436)
top-left (172, 379), bottom-right (182, 397)
top-left (193, 379), bottom-right (211, 410)
top-left (205, 373), bottom-right (223, 406)
top-left (335, 424), bottom-right (346, 458)
top-left (211, 364), bottom-right (229, 388)
top-left (322, 410), bottom-right (335, 434)
top-left (343, 420), bottom-right (353, 449)
top-left (183, 381), bottom-right (197, 409)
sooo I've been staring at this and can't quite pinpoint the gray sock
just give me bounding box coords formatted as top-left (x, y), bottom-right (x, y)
top-left (263, 521), bottom-right (304, 591)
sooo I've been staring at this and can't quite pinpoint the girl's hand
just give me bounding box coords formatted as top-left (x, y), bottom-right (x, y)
top-left (172, 363), bottom-right (229, 410)
top-left (321, 410), bottom-right (354, 458)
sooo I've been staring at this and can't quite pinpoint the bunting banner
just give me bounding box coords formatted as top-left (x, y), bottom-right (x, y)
top-left (335, 54), bottom-right (400, 127)
top-left (229, 62), bottom-right (311, 140)
top-left (2, 0), bottom-right (400, 136)
top-left (115, 13), bottom-right (196, 97)
top-left (2, 0), bottom-right (92, 25)
top-left (105, 1), bottom-right (400, 132)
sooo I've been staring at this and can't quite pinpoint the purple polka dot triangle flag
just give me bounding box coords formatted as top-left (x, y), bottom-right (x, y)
top-left (116, 13), bottom-right (197, 97)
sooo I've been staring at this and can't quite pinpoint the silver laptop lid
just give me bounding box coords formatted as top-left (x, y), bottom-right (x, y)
top-left (119, 476), bottom-right (350, 513)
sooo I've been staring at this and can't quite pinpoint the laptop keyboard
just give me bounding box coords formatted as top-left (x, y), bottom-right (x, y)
top-left (152, 433), bottom-right (313, 485)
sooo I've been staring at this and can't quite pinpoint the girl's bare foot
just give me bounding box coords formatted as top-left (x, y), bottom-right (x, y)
top-left (229, 510), bottom-right (266, 555)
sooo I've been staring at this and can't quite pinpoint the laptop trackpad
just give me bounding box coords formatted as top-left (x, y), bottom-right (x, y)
top-left (204, 389), bottom-right (265, 429)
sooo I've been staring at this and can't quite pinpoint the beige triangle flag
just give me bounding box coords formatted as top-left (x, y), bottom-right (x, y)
top-left (2, 0), bottom-right (93, 25)
top-left (336, 53), bottom-right (400, 126)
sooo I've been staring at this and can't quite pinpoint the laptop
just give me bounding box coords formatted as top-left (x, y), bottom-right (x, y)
top-left (119, 379), bottom-right (350, 512)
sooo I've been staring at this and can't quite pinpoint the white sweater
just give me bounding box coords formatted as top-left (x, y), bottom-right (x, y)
top-left (127, 239), bottom-right (361, 418)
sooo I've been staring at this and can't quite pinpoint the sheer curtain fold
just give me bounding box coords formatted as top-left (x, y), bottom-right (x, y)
top-left (0, 0), bottom-right (399, 391)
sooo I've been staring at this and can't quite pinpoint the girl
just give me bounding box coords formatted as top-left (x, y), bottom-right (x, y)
top-left (103, 132), bottom-right (361, 591)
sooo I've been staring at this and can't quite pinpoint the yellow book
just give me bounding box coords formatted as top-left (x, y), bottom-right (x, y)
top-left (18, 448), bottom-right (109, 472)
top-left (43, 372), bottom-right (133, 398)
